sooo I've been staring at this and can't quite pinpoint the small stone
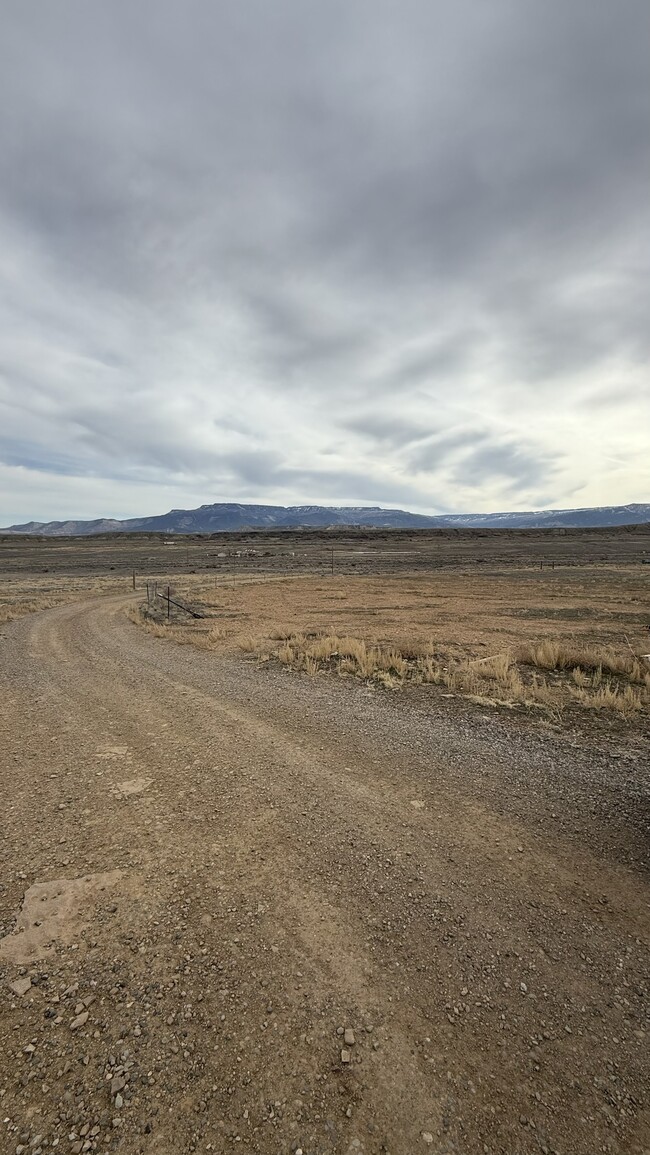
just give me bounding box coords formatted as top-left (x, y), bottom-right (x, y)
top-left (9, 977), bottom-right (32, 997)
top-left (70, 1011), bottom-right (89, 1030)
top-left (344, 1029), bottom-right (355, 1046)
top-left (520, 982), bottom-right (528, 994)
top-left (341, 1049), bottom-right (351, 1064)
top-left (115, 1093), bottom-right (124, 1109)
top-left (422, 1134), bottom-right (434, 1146)
top-left (111, 1076), bottom-right (126, 1095)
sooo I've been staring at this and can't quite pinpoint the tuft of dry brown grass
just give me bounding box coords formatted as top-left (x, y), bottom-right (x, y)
top-left (519, 640), bottom-right (648, 684)
top-left (570, 681), bottom-right (642, 717)
top-left (0, 597), bottom-right (60, 624)
top-left (126, 606), bottom-right (185, 643)
top-left (238, 634), bottom-right (260, 653)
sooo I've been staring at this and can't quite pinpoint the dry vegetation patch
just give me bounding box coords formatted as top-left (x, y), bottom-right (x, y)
top-left (0, 575), bottom-right (127, 624)
top-left (128, 566), bottom-right (650, 724)
top-left (235, 630), bottom-right (647, 717)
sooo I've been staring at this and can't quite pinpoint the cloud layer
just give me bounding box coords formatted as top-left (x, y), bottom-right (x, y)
top-left (1, 0), bottom-right (648, 522)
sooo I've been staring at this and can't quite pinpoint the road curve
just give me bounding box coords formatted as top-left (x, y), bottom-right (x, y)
top-left (0, 595), bottom-right (648, 1155)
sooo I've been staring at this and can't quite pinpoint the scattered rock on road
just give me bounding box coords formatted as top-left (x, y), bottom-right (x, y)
top-left (8, 976), bottom-right (32, 997)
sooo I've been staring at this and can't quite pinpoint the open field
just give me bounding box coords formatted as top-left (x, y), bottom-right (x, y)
top-left (4, 525), bottom-right (648, 726)
top-left (1, 522), bottom-right (649, 579)
top-left (130, 563), bottom-right (650, 728)
top-left (0, 528), bottom-right (649, 1154)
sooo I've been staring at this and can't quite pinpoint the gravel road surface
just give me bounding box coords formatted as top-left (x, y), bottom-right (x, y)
top-left (1, 596), bottom-right (648, 1155)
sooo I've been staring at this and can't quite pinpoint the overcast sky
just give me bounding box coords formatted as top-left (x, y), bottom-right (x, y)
top-left (1, 1), bottom-right (648, 524)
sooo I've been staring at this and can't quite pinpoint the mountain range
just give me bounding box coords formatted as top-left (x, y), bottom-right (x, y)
top-left (1, 502), bottom-right (649, 535)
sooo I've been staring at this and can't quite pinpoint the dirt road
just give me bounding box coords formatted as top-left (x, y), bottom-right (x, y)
top-left (1, 596), bottom-right (648, 1155)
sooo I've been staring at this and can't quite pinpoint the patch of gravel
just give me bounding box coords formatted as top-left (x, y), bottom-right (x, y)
top-left (0, 598), bottom-right (648, 1155)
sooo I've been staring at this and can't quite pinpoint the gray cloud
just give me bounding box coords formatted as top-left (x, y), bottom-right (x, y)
top-left (0, 0), bottom-right (648, 523)
top-left (454, 441), bottom-right (562, 497)
top-left (408, 430), bottom-right (492, 473)
top-left (343, 414), bottom-right (434, 448)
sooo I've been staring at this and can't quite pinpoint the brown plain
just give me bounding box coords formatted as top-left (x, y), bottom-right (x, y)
top-left (0, 526), bottom-right (649, 1155)
top-left (138, 563), bottom-right (650, 723)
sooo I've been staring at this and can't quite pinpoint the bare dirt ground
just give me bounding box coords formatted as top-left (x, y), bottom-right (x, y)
top-left (1, 522), bottom-right (648, 584)
top-left (0, 530), bottom-right (649, 1155)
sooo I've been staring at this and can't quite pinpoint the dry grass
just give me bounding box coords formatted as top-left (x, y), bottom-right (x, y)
top-left (128, 608), bottom-right (234, 655)
top-left (125, 567), bottom-right (650, 724)
top-left (0, 596), bottom-right (62, 624)
top-left (6, 563), bottom-right (645, 723)
top-left (0, 575), bottom-right (127, 625)
top-left (570, 681), bottom-right (643, 718)
top-left (126, 606), bottom-right (177, 640)
top-left (234, 629), bottom-right (571, 715)
top-left (238, 634), bottom-right (261, 653)
top-left (240, 628), bottom-right (647, 718)
top-left (520, 640), bottom-right (649, 684)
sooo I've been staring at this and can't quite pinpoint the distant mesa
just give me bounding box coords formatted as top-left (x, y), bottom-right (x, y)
top-left (1, 502), bottom-right (649, 536)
